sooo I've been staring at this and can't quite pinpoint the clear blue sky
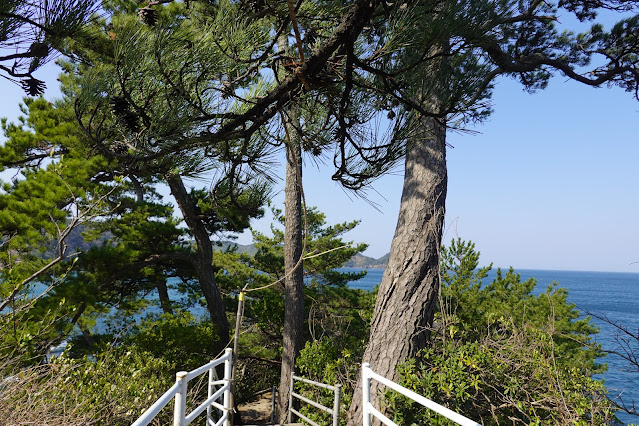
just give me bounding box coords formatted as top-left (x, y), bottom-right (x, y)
top-left (2, 57), bottom-right (638, 273)
top-left (243, 73), bottom-right (639, 273)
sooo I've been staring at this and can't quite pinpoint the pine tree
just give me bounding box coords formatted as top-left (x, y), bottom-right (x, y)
top-left (0, 92), bottom-right (267, 362)
top-left (0, 0), bottom-right (98, 95)
top-left (346, 1), bottom-right (639, 423)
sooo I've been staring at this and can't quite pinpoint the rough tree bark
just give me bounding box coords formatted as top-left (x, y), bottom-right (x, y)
top-left (156, 280), bottom-right (173, 314)
top-left (165, 174), bottom-right (230, 348)
top-left (348, 114), bottom-right (447, 425)
top-left (276, 120), bottom-right (305, 423)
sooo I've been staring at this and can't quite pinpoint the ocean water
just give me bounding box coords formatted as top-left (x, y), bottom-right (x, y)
top-left (340, 267), bottom-right (639, 424)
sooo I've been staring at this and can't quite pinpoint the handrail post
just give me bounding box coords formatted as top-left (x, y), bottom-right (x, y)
top-left (287, 375), bottom-right (294, 424)
top-left (362, 363), bottom-right (371, 426)
top-left (173, 371), bottom-right (188, 426)
top-left (333, 383), bottom-right (342, 426)
top-left (271, 385), bottom-right (277, 424)
top-left (223, 348), bottom-right (233, 426)
top-left (207, 365), bottom-right (214, 424)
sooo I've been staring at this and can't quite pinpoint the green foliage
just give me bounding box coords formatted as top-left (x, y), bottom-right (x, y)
top-left (0, 311), bottom-right (225, 424)
top-left (122, 311), bottom-right (220, 372)
top-left (0, 344), bottom-right (174, 425)
top-left (440, 239), bottom-right (602, 370)
top-left (0, 99), bottom-right (106, 255)
top-left (0, 293), bottom-right (68, 366)
top-left (273, 206), bottom-right (376, 424)
top-left (251, 207), bottom-right (368, 281)
top-left (54, 347), bottom-right (175, 424)
top-left (189, 180), bottom-right (269, 236)
top-left (71, 0), bottom-right (276, 178)
top-left (0, 98), bottom-right (116, 364)
top-left (389, 323), bottom-right (614, 425)
top-left (386, 239), bottom-right (615, 425)
top-left (0, 91), bottom-right (268, 367)
top-left (233, 328), bottom-right (281, 401)
top-left (0, 0), bottom-right (97, 93)
top-left (244, 206), bottom-right (369, 343)
top-left (20, 192), bottom-right (195, 358)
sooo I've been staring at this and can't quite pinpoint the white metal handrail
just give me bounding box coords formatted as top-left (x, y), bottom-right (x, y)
top-left (361, 362), bottom-right (481, 426)
top-left (288, 374), bottom-right (342, 426)
top-left (132, 348), bottom-right (233, 426)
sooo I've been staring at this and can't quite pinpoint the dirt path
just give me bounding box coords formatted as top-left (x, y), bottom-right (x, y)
top-left (237, 390), bottom-right (275, 424)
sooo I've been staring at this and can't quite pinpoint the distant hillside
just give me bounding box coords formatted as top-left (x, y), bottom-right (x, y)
top-left (213, 241), bottom-right (258, 256)
top-left (342, 252), bottom-right (389, 269)
top-left (216, 241), bottom-right (389, 269)
top-left (52, 231), bottom-right (384, 268)
top-left (48, 230), bottom-right (257, 258)
top-left (47, 224), bottom-right (108, 258)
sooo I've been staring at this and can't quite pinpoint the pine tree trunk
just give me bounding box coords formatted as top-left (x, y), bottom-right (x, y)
top-left (156, 280), bottom-right (173, 314)
top-left (274, 30), bottom-right (306, 422)
top-left (165, 174), bottom-right (230, 348)
top-left (348, 115), bottom-right (447, 425)
top-left (276, 132), bottom-right (305, 423)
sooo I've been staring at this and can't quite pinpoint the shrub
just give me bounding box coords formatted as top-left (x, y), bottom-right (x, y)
top-left (0, 310), bottom-right (223, 425)
top-left (0, 346), bottom-right (174, 425)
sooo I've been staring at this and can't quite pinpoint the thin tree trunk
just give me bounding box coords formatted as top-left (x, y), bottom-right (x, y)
top-left (348, 115), bottom-right (447, 425)
top-left (126, 177), bottom-right (177, 316)
top-left (80, 325), bottom-right (96, 347)
top-left (129, 174), bottom-right (144, 203)
top-left (156, 280), bottom-right (173, 315)
top-left (276, 117), bottom-right (305, 423)
top-left (165, 174), bottom-right (230, 348)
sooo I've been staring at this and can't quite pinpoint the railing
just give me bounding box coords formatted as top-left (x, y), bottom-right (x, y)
top-left (288, 374), bottom-right (342, 426)
top-left (361, 362), bottom-right (481, 426)
top-left (132, 348), bottom-right (233, 426)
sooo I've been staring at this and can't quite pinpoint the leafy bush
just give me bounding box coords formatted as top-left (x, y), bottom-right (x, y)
top-left (0, 346), bottom-right (174, 425)
top-left (123, 310), bottom-right (220, 372)
top-left (389, 321), bottom-right (614, 425)
top-left (1, 310), bottom-right (225, 425)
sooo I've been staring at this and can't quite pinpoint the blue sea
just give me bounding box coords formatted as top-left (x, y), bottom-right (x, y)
top-left (340, 267), bottom-right (639, 424)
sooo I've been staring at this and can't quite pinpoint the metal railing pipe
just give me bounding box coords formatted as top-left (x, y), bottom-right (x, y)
top-left (208, 400), bottom-right (226, 412)
top-left (222, 348), bottom-right (232, 426)
top-left (291, 391), bottom-right (333, 414)
top-left (207, 367), bottom-right (215, 424)
top-left (291, 374), bottom-right (339, 391)
top-left (362, 363), bottom-right (481, 426)
top-left (290, 407), bottom-right (321, 426)
top-left (132, 349), bottom-right (233, 426)
top-left (211, 411), bottom-right (228, 426)
top-left (362, 363), bottom-right (371, 426)
top-left (333, 384), bottom-right (341, 426)
top-left (367, 404), bottom-right (395, 426)
top-left (185, 384), bottom-right (229, 424)
top-left (131, 382), bottom-right (180, 426)
top-left (173, 371), bottom-right (188, 426)
top-left (288, 374), bottom-right (341, 425)
top-left (186, 350), bottom-right (231, 381)
top-left (287, 375), bottom-right (294, 423)
top-left (270, 385), bottom-right (277, 424)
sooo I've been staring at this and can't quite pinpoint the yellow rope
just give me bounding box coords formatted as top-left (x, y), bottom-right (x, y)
top-left (242, 241), bottom-right (360, 293)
